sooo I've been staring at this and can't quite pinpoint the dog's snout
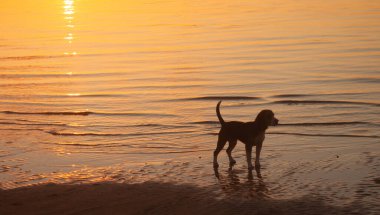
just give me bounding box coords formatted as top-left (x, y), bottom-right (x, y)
top-left (273, 118), bottom-right (279, 126)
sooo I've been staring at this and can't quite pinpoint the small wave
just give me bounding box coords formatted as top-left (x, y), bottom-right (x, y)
top-left (0, 55), bottom-right (68, 61)
top-left (190, 121), bottom-right (219, 125)
top-left (169, 66), bottom-right (205, 71)
top-left (41, 142), bottom-right (114, 147)
top-left (47, 130), bottom-right (190, 137)
top-left (0, 111), bottom-right (176, 117)
top-left (272, 100), bottom-right (380, 107)
top-left (0, 72), bottom-right (126, 79)
top-left (47, 131), bottom-right (124, 137)
top-left (32, 94), bottom-right (130, 99)
top-left (41, 142), bottom-right (201, 152)
top-left (347, 77), bottom-right (380, 84)
top-left (91, 149), bottom-right (211, 155)
top-left (95, 112), bottom-right (177, 117)
top-left (0, 128), bottom-right (44, 132)
top-left (0, 121), bottom-right (70, 127)
top-left (272, 94), bottom-right (311, 98)
top-left (1, 111), bottom-right (93, 116)
top-left (178, 96), bottom-right (261, 101)
top-left (111, 148), bottom-right (211, 154)
top-left (65, 94), bottom-right (126, 98)
top-left (208, 132), bottom-right (379, 138)
top-left (0, 122), bottom-right (19, 125)
top-left (0, 65), bottom-right (57, 71)
top-left (271, 92), bottom-right (365, 98)
top-left (159, 149), bottom-right (211, 154)
top-left (279, 122), bottom-right (373, 126)
top-left (0, 121), bottom-right (192, 129)
top-left (133, 123), bottom-right (193, 129)
top-left (191, 121), bottom-right (376, 127)
top-left (135, 123), bottom-right (163, 127)
top-left (267, 132), bottom-right (379, 139)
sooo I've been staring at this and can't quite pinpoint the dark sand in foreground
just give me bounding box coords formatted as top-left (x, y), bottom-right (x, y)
top-left (0, 181), bottom-right (370, 215)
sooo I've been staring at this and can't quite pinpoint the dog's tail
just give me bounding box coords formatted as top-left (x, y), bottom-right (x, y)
top-left (216, 101), bottom-right (225, 125)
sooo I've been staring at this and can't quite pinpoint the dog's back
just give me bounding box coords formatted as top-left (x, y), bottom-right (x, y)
top-left (216, 101), bottom-right (263, 142)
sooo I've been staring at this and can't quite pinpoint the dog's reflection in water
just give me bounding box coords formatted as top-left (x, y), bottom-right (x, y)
top-left (213, 166), bottom-right (268, 198)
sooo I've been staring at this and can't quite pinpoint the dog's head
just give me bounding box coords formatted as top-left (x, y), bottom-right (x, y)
top-left (255, 109), bottom-right (279, 127)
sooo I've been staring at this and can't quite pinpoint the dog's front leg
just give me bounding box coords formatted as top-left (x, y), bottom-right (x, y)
top-left (245, 144), bottom-right (254, 170)
top-left (255, 143), bottom-right (262, 168)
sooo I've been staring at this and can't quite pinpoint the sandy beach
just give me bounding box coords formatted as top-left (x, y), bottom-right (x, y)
top-left (1, 122), bottom-right (379, 214)
top-left (1, 0), bottom-right (380, 214)
top-left (1, 145), bottom-right (379, 215)
top-left (1, 181), bottom-right (374, 215)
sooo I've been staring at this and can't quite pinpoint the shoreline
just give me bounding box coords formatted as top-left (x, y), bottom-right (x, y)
top-left (1, 141), bottom-right (379, 214)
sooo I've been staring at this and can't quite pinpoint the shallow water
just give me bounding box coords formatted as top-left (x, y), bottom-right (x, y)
top-left (1, 0), bottom-right (380, 213)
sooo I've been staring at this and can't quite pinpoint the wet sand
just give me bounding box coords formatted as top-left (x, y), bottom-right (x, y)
top-left (1, 149), bottom-right (379, 215)
top-left (1, 131), bottom-right (379, 214)
top-left (0, 181), bottom-right (371, 215)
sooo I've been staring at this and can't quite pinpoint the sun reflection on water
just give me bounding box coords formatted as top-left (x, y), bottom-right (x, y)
top-left (63, 0), bottom-right (77, 56)
top-left (67, 93), bottom-right (81, 96)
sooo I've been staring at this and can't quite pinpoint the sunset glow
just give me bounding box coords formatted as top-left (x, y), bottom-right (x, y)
top-left (0, 1), bottom-right (379, 214)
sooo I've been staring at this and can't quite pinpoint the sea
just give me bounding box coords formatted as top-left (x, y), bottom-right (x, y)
top-left (0, 0), bottom-right (379, 213)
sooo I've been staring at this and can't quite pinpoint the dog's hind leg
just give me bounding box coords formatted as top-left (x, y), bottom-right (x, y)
top-left (255, 143), bottom-right (263, 169)
top-left (213, 135), bottom-right (227, 168)
top-left (226, 139), bottom-right (237, 167)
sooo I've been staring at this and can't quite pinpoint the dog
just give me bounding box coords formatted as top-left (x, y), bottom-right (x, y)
top-left (213, 101), bottom-right (279, 170)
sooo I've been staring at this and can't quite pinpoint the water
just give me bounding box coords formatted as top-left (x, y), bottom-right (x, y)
top-left (1, 0), bottom-right (380, 213)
